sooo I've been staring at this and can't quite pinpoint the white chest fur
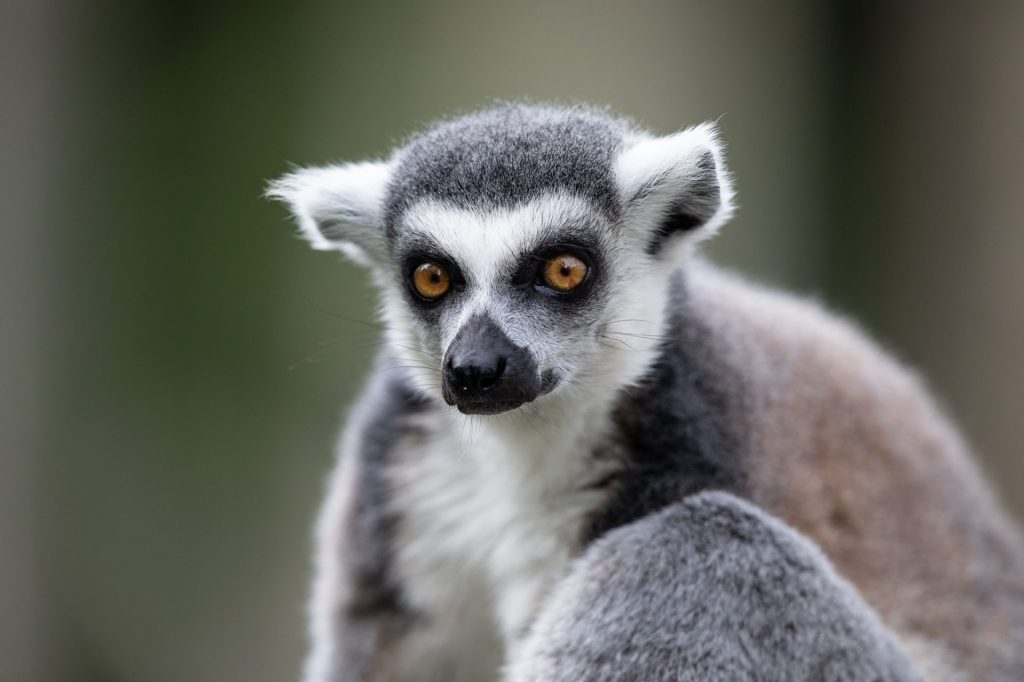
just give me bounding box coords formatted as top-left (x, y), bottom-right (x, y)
top-left (389, 404), bottom-right (616, 661)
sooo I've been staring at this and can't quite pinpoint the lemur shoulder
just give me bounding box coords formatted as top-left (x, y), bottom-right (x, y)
top-left (269, 104), bottom-right (1024, 682)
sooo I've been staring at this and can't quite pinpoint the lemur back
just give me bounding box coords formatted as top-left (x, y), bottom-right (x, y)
top-left (270, 104), bottom-right (1024, 681)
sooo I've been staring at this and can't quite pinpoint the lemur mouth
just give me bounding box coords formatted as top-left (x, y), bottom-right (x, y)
top-left (444, 369), bottom-right (561, 415)
top-left (455, 399), bottom-right (527, 415)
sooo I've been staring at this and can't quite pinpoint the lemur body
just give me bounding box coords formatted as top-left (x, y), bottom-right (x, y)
top-left (271, 105), bottom-right (1024, 681)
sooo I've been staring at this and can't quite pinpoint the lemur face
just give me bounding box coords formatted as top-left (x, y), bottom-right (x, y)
top-left (270, 105), bottom-right (733, 415)
top-left (389, 192), bottom-right (616, 414)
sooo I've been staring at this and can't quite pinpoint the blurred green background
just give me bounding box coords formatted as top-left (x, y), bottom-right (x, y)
top-left (2, 1), bottom-right (1022, 680)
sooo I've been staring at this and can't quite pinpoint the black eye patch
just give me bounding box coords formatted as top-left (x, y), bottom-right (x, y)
top-left (504, 241), bottom-right (602, 302)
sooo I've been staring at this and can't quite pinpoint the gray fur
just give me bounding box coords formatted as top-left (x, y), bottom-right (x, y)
top-left (585, 272), bottom-right (744, 542)
top-left (384, 104), bottom-right (635, 230)
top-left (306, 359), bottom-right (431, 682)
top-left (509, 492), bottom-right (922, 682)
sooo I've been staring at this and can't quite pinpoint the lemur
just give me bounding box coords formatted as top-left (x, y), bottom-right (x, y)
top-left (269, 104), bottom-right (1024, 681)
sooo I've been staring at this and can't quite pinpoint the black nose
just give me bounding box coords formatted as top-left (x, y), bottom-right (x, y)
top-left (442, 314), bottom-right (541, 414)
top-left (449, 354), bottom-right (507, 393)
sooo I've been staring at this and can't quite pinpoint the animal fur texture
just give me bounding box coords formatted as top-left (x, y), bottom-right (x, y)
top-left (269, 104), bottom-right (1024, 681)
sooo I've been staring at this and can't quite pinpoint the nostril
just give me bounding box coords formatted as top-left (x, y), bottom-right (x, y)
top-left (478, 356), bottom-right (506, 391)
top-left (448, 360), bottom-right (470, 391)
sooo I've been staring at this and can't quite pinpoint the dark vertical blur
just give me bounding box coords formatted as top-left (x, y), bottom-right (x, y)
top-left (823, 0), bottom-right (1024, 509)
top-left (1, 1), bottom-right (1020, 679)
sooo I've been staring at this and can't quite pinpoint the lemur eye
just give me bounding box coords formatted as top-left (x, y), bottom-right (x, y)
top-left (542, 254), bottom-right (588, 293)
top-left (412, 262), bottom-right (451, 300)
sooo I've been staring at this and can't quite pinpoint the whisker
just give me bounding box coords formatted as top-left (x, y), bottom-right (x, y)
top-left (526, 403), bottom-right (551, 429)
top-left (602, 328), bottom-right (673, 341)
top-left (598, 335), bottom-right (637, 352)
top-left (390, 343), bottom-right (443, 361)
top-left (306, 304), bottom-right (385, 330)
top-left (605, 317), bottom-right (659, 327)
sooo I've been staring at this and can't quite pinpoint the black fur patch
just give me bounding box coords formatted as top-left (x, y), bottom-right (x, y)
top-left (343, 366), bottom-right (432, 625)
top-left (384, 104), bottom-right (635, 232)
top-left (583, 274), bottom-right (744, 543)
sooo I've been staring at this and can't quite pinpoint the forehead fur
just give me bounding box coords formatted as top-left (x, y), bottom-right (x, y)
top-left (384, 104), bottom-right (638, 230)
top-left (399, 192), bottom-right (606, 276)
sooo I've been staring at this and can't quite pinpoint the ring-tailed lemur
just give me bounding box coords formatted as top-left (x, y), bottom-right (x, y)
top-left (269, 104), bottom-right (1024, 682)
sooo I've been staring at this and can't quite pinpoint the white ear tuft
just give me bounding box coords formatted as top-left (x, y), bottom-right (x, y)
top-left (266, 161), bottom-right (392, 265)
top-left (614, 123), bottom-right (734, 254)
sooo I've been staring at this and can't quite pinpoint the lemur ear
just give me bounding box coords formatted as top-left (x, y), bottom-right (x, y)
top-left (614, 123), bottom-right (734, 255)
top-left (266, 161), bottom-right (392, 266)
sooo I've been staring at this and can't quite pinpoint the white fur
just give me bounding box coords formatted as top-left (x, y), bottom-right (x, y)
top-left (303, 409), bottom-right (363, 682)
top-left (266, 160), bottom-right (392, 264)
top-left (615, 124), bottom-right (735, 253)
top-left (400, 193), bottom-right (596, 281)
top-left (388, 395), bottom-right (620, 669)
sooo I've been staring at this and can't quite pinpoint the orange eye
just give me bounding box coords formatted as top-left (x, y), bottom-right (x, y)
top-left (412, 262), bottom-right (451, 300)
top-left (542, 254), bottom-right (588, 293)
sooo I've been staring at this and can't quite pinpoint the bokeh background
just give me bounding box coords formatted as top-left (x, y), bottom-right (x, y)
top-left (3, 1), bottom-right (1023, 680)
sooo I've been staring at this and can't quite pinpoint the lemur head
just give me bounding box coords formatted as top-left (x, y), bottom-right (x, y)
top-left (270, 104), bottom-right (733, 416)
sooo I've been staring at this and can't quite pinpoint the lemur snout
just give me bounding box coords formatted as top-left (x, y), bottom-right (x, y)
top-left (443, 314), bottom-right (540, 415)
